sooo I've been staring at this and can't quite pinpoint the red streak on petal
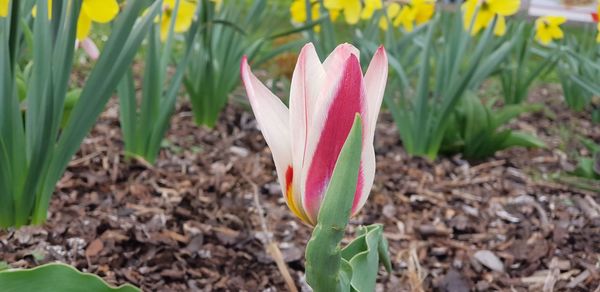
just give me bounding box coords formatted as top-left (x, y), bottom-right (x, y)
top-left (351, 164), bottom-right (364, 212)
top-left (304, 55), bottom-right (365, 220)
top-left (593, 13), bottom-right (598, 22)
top-left (285, 166), bottom-right (293, 194)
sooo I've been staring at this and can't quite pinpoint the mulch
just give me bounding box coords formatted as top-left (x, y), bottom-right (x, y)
top-left (1, 85), bottom-right (599, 291)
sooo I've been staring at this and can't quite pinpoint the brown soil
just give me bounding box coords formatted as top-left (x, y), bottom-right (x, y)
top-left (1, 85), bottom-right (599, 291)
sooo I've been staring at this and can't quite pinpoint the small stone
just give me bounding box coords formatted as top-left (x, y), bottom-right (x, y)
top-left (473, 250), bottom-right (504, 273)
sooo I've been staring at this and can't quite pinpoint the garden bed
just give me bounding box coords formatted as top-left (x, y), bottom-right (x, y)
top-left (1, 86), bottom-right (599, 291)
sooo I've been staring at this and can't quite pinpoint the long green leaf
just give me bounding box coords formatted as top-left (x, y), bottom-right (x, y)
top-left (0, 263), bottom-right (139, 292)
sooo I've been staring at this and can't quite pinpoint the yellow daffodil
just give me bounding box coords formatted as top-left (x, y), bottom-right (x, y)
top-left (462, 0), bottom-right (520, 36)
top-left (361, 0), bottom-right (382, 20)
top-left (535, 16), bottom-right (566, 45)
top-left (412, 0), bottom-right (435, 25)
top-left (1, 0), bottom-right (9, 18)
top-left (378, 0), bottom-right (434, 32)
top-left (325, 0), bottom-right (362, 25)
top-left (379, 2), bottom-right (400, 31)
top-left (160, 0), bottom-right (197, 41)
top-left (33, 0), bottom-right (119, 40)
top-left (290, 0), bottom-right (324, 31)
top-left (291, 0), bottom-right (318, 23)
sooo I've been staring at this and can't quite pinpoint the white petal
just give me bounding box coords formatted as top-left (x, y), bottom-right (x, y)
top-left (363, 46), bottom-right (388, 143)
top-left (240, 57), bottom-right (292, 197)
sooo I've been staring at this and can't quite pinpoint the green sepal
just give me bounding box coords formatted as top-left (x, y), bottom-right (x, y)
top-left (305, 115), bottom-right (363, 292)
top-left (0, 263), bottom-right (139, 292)
top-left (341, 224), bottom-right (391, 292)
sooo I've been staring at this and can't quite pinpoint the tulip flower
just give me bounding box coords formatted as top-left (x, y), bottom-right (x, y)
top-left (462, 0), bottom-right (520, 36)
top-left (535, 16), bottom-right (566, 46)
top-left (241, 43), bottom-right (388, 225)
top-left (0, 0), bottom-right (8, 17)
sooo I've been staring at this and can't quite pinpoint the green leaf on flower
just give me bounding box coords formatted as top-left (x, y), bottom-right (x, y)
top-left (305, 115), bottom-right (363, 292)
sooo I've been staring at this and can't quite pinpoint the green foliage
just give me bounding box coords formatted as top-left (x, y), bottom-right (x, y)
top-left (0, 263), bottom-right (139, 292)
top-left (559, 31), bottom-right (599, 112)
top-left (572, 138), bottom-right (600, 180)
top-left (305, 116), bottom-right (390, 292)
top-left (184, 0), bottom-right (316, 127)
top-left (117, 0), bottom-right (200, 164)
top-left (498, 22), bottom-right (558, 105)
top-left (184, 0), bottom-right (276, 127)
top-left (360, 10), bottom-right (515, 160)
top-left (341, 225), bottom-right (391, 292)
top-left (441, 93), bottom-right (545, 160)
top-left (554, 138), bottom-right (600, 193)
top-left (0, 0), bottom-right (160, 228)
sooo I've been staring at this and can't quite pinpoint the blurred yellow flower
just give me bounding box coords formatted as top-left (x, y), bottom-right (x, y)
top-left (535, 16), bottom-right (565, 45)
top-left (394, 0), bottom-right (435, 32)
top-left (361, 0), bottom-right (382, 20)
top-left (378, 0), bottom-right (434, 32)
top-left (291, 0), bottom-right (319, 23)
top-left (1, 0), bottom-right (9, 18)
top-left (325, 0), bottom-right (362, 25)
top-left (33, 0), bottom-right (119, 40)
top-left (462, 0), bottom-right (520, 36)
top-left (379, 2), bottom-right (400, 31)
top-left (160, 0), bottom-right (197, 41)
top-left (290, 0), bottom-right (325, 31)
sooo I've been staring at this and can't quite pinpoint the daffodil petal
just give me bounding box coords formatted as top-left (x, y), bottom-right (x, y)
top-left (343, 0), bottom-right (361, 24)
top-left (494, 15), bottom-right (506, 36)
top-left (488, 0), bottom-right (520, 16)
top-left (82, 0), bottom-right (119, 23)
top-left (290, 0), bottom-right (307, 23)
top-left (76, 11), bottom-right (92, 40)
top-left (0, 0), bottom-right (9, 17)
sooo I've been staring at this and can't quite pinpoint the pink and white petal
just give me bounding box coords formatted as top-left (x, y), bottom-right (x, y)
top-left (289, 43), bottom-right (326, 219)
top-left (352, 144), bottom-right (375, 216)
top-left (363, 46), bottom-right (388, 143)
top-left (322, 43), bottom-right (360, 77)
top-left (80, 38), bottom-right (100, 60)
top-left (289, 43), bottom-right (325, 162)
top-left (301, 54), bottom-right (367, 224)
top-left (240, 57), bottom-right (293, 202)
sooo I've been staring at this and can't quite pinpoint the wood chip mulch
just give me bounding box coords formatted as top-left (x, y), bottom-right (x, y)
top-left (1, 86), bottom-right (599, 291)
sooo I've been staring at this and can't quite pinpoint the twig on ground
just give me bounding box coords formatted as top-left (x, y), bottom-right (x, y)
top-left (243, 174), bottom-right (298, 292)
top-left (401, 242), bottom-right (425, 292)
top-left (542, 258), bottom-right (559, 292)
